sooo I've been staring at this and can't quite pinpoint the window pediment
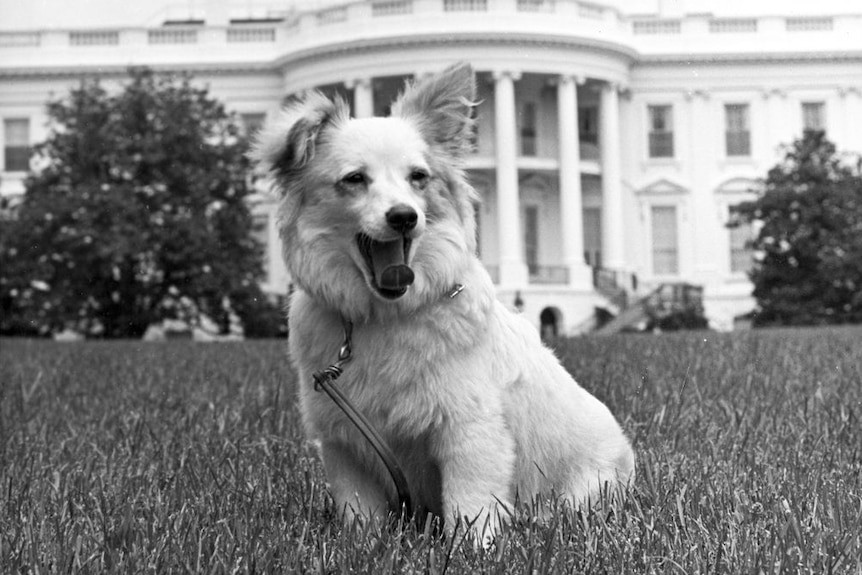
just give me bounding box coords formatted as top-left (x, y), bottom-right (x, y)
top-left (635, 178), bottom-right (688, 196)
top-left (715, 177), bottom-right (763, 195)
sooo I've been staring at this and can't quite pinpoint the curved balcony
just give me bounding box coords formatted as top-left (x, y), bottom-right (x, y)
top-left (278, 0), bottom-right (634, 63)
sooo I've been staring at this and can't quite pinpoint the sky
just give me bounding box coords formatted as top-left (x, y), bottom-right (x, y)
top-left (1, 0), bottom-right (860, 31)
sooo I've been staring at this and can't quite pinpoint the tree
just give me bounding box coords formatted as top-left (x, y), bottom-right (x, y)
top-left (731, 130), bottom-right (862, 327)
top-left (0, 68), bottom-right (282, 338)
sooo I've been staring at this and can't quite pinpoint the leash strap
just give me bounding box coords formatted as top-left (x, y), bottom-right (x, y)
top-left (310, 286), bottom-right (464, 518)
top-left (312, 320), bottom-right (414, 517)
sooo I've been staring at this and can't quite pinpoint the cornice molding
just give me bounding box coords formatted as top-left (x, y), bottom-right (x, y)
top-left (274, 32), bottom-right (639, 71)
top-left (3, 42), bottom-right (859, 81)
top-left (638, 50), bottom-right (862, 66)
top-left (0, 61), bottom-right (281, 80)
top-left (0, 32), bottom-right (636, 80)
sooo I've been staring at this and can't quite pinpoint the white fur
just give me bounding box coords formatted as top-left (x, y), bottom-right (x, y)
top-left (251, 63), bottom-right (635, 542)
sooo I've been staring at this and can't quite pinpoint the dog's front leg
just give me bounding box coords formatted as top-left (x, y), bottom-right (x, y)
top-left (436, 417), bottom-right (515, 547)
top-left (320, 440), bottom-right (389, 523)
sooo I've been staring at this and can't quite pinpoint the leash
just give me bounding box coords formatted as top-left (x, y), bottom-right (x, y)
top-left (312, 318), bottom-right (414, 517)
top-left (311, 283), bottom-right (465, 518)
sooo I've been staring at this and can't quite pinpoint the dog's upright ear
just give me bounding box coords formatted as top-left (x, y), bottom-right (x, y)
top-left (250, 91), bottom-right (349, 187)
top-left (392, 62), bottom-right (477, 161)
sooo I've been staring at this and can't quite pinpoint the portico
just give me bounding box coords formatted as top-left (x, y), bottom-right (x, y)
top-left (488, 70), bottom-right (623, 293)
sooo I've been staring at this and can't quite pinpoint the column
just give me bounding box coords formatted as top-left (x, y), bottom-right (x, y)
top-left (348, 78), bottom-right (374, 118)
top-left (762, 88), bottom-right (789, 164)
top-left (556, 75), bottom-right (593, 289)
top-left (838, 87), bottom-right (862, 154)
top-left (688, 90), bottom-right (718, 280)
top-left (493, 70), bottom-right (528, 287)
top-left (599, 82), bottom-right (625, 271)
top-left (851, 88), bottom-right (862, 154)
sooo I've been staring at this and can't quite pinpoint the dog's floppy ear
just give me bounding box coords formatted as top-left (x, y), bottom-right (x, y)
top-left (392, 62), bottom-right (477, 161)
top-left (250, 91), bottom-right (348, 184)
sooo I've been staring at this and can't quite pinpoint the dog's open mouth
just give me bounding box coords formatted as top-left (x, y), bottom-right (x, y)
top-left (357, 233), bottom-right (415, 300)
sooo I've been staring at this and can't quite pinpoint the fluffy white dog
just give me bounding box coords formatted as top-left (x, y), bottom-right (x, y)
top-left (252, 63), bottom-right (634, 542)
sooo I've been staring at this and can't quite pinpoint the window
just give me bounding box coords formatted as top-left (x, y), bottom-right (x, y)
top-left (802, 102), bottom-right (825, 132)
top-left (578, 106), bottom-right (598, 145)
top-left (252, 213), bottom-right (270, 272)
top-left (524, 205), bottom-right (539, 275)
top-left (473, 202), bottom-right (482, 257)
top-left (729, 220), bottom-right (754, 274)
top-left (651, 206), bottom-right (678, 275)
top-left (3, 118), bottom-right (30, 172)
top-left (469, 105), bottom-right (479, 150)
top-left (520, 101), bottom-right (537, 156)
top-left (582, 207), bottom-right (602, 267)
top-left (647, 105), bottom-right (674, 158)
top-left (240, 113), bottom-right (266, 139)
top-left (725, 104), bottom-right (750, 157)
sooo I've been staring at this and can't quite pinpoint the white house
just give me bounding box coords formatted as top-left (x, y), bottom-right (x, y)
top-left (2, 0), bottom-right (861, 333)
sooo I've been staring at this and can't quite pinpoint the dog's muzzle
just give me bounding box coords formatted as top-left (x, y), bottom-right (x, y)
top-left (356, 233), bottom-right (415, 300)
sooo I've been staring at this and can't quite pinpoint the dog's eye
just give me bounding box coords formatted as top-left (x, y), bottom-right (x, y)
top-left (410, 170), bottom-right (429, 185)
top-left (342, 172), bottom-right (366, 185)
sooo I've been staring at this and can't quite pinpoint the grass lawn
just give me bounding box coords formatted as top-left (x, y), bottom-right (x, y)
top-left (1, 328), bottom-right (861, 573)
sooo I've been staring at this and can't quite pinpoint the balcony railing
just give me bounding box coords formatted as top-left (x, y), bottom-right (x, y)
top-left (632, 19), bottom-right (680, 35)
top-left (0, 32), bottom-right (40, 47)
top-left (371, 0), bottom-right (413, 16)
top-left (517, 0), bottom-right (555, 12)
top-left (444, 0), bottom-right (488, 11)
top-left (317, 6), bottom-right (348, 25)
top-left (709, 18), bottom-right (758, 34)
top-left (0, 0), bottom-right (624, 60)
top-left (786, 17), bottom-right (833, 32)
top-left (626, 13), bottom-right (851, 49)
top-left (593, 267), bottom-right (638, 309)
top-left (226, 27), bottom-right (276, 42)
top-left (529, 266), bottom-right (569, 285)
top-left (148, 29), bottom-right (198, 44)
top-left (1, 2), bottom-right (856, 72)
top-left (578, 3), bottom-right (604, 19)
top-left (69, 31), bottom-right (119, 46)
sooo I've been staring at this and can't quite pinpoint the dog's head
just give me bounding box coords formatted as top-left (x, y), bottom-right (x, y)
top-left (252, 63), bottom-right (478, 320)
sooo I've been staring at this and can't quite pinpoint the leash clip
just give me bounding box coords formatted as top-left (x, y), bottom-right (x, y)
top-left (447, 283), bottom-right (465, 299)
top-left (313, 319), bottom-right (353, 391)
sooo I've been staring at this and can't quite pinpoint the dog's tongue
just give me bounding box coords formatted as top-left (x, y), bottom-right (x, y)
top-left (372, 240), bottom-right (414, 290)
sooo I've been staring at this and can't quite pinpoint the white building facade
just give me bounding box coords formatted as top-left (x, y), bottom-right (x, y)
top-left (2, 0), bottom-right (861, 333)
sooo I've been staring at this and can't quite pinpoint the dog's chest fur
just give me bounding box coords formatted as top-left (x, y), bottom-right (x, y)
top-left (289, 288), bottom-right (497, 513)
top-left (290, 286), bottom-right (497, 433)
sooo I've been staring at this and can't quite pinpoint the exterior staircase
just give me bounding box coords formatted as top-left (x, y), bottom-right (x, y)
top-left (594, 299), bottom-right (651, 335)
top-left (593, 268), bottom-right (704, 335)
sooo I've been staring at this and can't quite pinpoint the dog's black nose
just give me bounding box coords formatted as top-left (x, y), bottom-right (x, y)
top-left (386, 205), bottom-right (418, 233)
